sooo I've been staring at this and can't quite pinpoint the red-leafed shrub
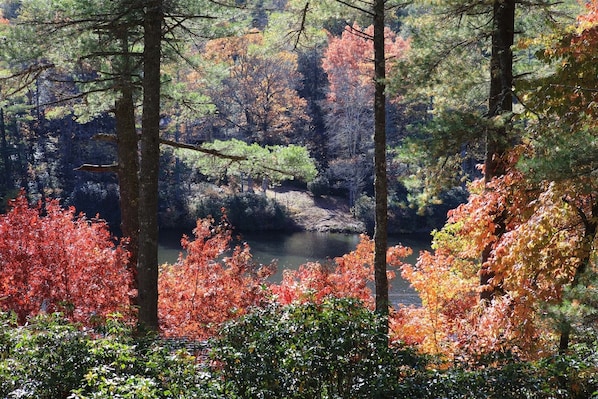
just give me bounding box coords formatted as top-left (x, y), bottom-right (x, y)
top-left (0, 192), bottom-right (134, 325)
top-left (158, 216), bottom-right (275, 340)
top-left (270, 235), bottom-right (410, 308)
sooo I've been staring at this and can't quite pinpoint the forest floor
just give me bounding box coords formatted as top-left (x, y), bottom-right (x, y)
top-left (265, 187), bottom-right (365, 233)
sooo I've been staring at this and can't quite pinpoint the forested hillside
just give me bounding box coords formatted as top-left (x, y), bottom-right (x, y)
top-left (0, 0), bottom-right (460, 234)
top-left (1, 0), bottom-right (598, 397)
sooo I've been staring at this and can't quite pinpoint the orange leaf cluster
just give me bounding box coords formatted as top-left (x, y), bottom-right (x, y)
top-left (0, 192), bottom-right (133, 325)
top-left (535, 2), bottom-right (598, 125)
top-left (158, 216), bottom-right (275, 340)
top-left (270, 235), bottom-right (376, 306)
top-left (395, 145), bottom-right (597, 359)
top-left (578, 0), bottom-right (598, 28)
top-left (392, 248), bottom-right (478, 357)
top-left (198, 31), bottom-right (309, 145)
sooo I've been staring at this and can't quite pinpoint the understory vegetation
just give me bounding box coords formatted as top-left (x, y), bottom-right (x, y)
top-left (1, 195), bottom-right (597, 397)
top-left (1, 304), bottom-right (597, 399)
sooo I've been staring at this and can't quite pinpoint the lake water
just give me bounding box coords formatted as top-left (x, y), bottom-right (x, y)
top-left (158, 230), bottom-right (430, 306)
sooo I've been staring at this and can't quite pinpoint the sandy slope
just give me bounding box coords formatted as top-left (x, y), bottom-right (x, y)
top-left (266, 188), bottom-right (365, 233)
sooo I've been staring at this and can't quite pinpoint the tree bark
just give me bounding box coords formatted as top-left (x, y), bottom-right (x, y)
top-left (0, 108), bottom-right (13, 192)
top-left (115, 80), bottom-right (140, 291)
top-left (113, 25), bottom-right (141, 302)
top-left (373, 0), bottom-right (389, 331)
top-left (480, 0), bottom-right (515, 301)
top-left (137, 0), bottom-right (162, 332)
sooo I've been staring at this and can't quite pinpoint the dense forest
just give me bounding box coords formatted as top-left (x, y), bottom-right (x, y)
top-left (0, 0), bottom-right (461, 234)
top-left (1, 0), bottom-right (598, 397)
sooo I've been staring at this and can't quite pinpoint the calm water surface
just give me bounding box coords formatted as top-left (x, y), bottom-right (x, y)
top-left (158, 230), bottom-right (429, 306)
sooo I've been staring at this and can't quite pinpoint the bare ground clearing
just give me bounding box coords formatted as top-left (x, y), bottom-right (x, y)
top-left (266, 188), bottom-right (365, 233)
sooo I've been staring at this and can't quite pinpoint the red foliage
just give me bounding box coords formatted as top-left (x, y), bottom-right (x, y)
top-left (0, 192), bottom-right (133, 325)
top-left (158, 216), bottom-right (275, 339)
top-left (579, 0), bottom-right (598, 26)
top-left (270, 235), bottom-right (410, 309)
top-left (322, 23), bottom-right (409, 105)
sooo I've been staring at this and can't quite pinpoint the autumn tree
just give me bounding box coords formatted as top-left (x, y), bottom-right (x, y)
top-left (270, 235), bottom-right (412, 308)
top-left (394, 2), bottom-right (598, 354)
top-left (396, 143), bottom-right (596, 360)
top-left (0, 192), bottom-right (133, 325)
top-left (159, 216), bottom-right (275, 339)
top-left (394, 0), bottom-right (574, 302)
top-left (200, 32), bottom-right (310, 146)
top-left (286, 0), bottom-right (411, 335)
top-left (516, 0), bottom-right (598, 351)
top-left (1, 0), bottom-right (149, 327)
top-left (1, 0), bottom-right (259, 332)
top-left (158, 222), bottom-right (412, 340)
top-left (322, 23), bottom-right (408, 207)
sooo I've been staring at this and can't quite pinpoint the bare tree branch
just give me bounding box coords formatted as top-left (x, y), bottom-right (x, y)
top-left (74, 163), bottom-right (119, 172)
top-left (293, 2), bottom-right (310, 50)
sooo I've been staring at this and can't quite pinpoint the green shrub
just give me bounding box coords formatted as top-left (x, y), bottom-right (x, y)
top-left (0, 313), bottom-right (96, 398)
top-left (308, 175), bottom-right (331, 198)
top-left (0, 313), bottom-right (222, 399)
top-left (406, 348), bottom-right (598, 399)
top-left (195, 192), bottom-right (290, 231)
top-left (1, 311), bottom-right (595, 399)
top-left (211, 298), bottom-right (423, 399)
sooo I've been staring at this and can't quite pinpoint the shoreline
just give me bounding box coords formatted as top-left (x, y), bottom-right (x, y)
top-left (265, 188), bottom-right (366, 234)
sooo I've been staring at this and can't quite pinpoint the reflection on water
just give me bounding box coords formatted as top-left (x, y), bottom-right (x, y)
top-left (159, 230), bottom-right (429, 306)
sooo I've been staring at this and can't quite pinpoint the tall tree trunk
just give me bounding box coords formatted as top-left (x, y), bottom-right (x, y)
top-left (114, 28), bottom-right (140, 302)
top-left (373, 0), bottom-right (389, 331)
top-left (559, 201), bottom-right (598, 352)
top-left (480, 0), bottom-right (515, 301)
top-left (0, 108), bottom-right (13, 192)
top-left (138, 0), bottom-right (162, 332)
top-left (115, 81), bottom-right (140, 289)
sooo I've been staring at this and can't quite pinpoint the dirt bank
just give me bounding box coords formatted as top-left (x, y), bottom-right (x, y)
top-left (266, 188), bottom-right (365, 233)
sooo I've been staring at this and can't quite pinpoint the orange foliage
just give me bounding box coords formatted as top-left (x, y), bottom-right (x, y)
top-left (391, 248), bottom-right (478, 357)
top-left (395, 145), bottom-right (597, 359)
top-left (158, 216), bottom-right (275, 340)
top-left (198, 31), bottom-right (309, 145)
top-left (535, 1), bottom-right (598, 124)
top-left (203, 30), bottom-right (263, 65)
top-left (0, 192), bottom-right (133, 325)
top-left (578, 0), bottom-right (598, 27)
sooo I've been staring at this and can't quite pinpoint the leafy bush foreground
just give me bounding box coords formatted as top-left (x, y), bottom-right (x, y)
top-left (1, 300), bottom-right (597, 399)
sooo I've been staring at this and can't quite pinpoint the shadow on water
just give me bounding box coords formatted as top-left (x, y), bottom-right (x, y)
top-left (159, 229), bottom-right (430, 307)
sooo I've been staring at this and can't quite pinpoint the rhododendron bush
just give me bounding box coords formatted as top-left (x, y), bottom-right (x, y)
top-left (0, 192), bottom-right (133, 325)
